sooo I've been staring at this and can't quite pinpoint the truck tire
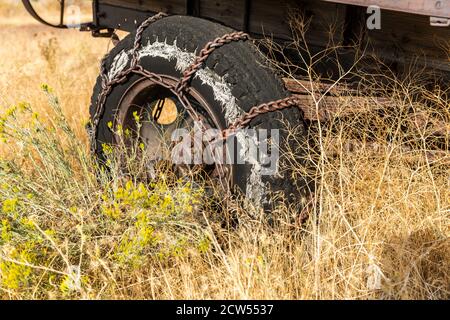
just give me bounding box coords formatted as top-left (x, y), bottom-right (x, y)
top-left (89, 15), bottom-right (311, 210)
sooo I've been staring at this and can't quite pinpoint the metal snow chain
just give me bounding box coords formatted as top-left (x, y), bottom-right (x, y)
top-left (90, 12), bottom-right (168, 155)
top-left (89, 12), bottom-right (303, 157)
top-left (223, 96), bottom-right (304, 139)
top-left (175, 31), bottom-right (250, 94)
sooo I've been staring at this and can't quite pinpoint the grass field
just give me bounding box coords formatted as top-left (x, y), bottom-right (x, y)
top-left (0, 1), bottom-right (448, 300)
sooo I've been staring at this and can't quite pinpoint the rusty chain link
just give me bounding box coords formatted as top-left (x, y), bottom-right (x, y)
top-left (90, 13), bottom-right (169, 155)
top-left (90, 12), bottom-right (303, 166)
top-left (130, 12), bottom-right (168, 68)
top-left (223, 96), bottom-right (303, 138)
top-left (175, 31), bottom-right (250, 94)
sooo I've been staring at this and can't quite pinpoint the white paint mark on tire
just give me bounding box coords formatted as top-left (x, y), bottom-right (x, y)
top-left (237, 131), bottom-right (266, 204)
top-left (107, 50), bottom-right (130, 82)
top-left (139, 40), bottom-right (243, 124)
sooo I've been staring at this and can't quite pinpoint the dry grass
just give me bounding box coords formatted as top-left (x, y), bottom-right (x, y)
top-left (0, 1), bottom-right (108, 141)
top-left (0, 3), bottom-right (448, 300)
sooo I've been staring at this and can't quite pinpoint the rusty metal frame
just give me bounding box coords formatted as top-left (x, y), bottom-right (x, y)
top-left (21, 0), bottom-right (68, 28)
top-left (21, 0), bottom-right (104, 33)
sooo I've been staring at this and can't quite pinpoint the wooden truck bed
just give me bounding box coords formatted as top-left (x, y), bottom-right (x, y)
top-left (94, 0), bottom-right (450, 73)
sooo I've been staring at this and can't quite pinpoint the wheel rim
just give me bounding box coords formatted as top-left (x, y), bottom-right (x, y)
top-left (113, 75), bottom-right (233, 190)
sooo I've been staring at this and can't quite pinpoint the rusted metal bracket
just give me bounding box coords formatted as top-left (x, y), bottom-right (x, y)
top-left (91, 28), bottom-right (116, 38)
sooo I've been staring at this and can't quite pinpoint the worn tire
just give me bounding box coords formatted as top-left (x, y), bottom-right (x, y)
top-left (90, 15), bottom-right (310, 210)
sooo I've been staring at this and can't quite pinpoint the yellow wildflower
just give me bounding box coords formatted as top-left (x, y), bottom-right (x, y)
top-left (2, 198), bottom-right (19, 213)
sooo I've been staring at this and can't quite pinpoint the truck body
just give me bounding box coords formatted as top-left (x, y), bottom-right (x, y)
top-left (91, 0), bottom-right (450, 72)
top-left (23, 1), bottom-right (450, 73)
